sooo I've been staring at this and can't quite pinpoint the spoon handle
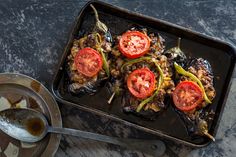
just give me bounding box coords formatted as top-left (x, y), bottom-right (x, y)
top-left (48, 127), bottom-right (165, 156)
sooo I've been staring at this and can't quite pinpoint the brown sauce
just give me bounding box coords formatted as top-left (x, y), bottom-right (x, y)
top-left (26, 118), bottom-right (45, 136)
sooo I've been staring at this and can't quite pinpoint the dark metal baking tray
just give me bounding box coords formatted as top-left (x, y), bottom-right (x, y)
top-left (52, 0), bottom-right (236, 147)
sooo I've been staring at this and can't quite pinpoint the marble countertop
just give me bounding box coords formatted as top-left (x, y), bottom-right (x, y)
top-left (0, 0), bottom-right (235, 157)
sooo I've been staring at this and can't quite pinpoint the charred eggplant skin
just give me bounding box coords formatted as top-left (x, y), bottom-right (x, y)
top-left (164, 38), bottom-right (187, 67)
top-left (122, 91), bottom-right (168, 120)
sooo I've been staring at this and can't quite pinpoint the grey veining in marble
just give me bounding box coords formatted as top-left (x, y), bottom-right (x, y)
top-left (0, 0), bottom-right (235, 157)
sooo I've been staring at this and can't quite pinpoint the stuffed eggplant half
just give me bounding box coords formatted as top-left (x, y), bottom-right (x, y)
top-left (172, 57), bottom-right (216, 140)
top-left (66, 32), bottom-right (111, 94)
top-left (66, 5), bottom-right (112, 95)
top-left (109, 28), bottom-right (175, 119)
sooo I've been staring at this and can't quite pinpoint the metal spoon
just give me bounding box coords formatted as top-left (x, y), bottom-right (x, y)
top-left (0, 108), bottom-right (165, 156)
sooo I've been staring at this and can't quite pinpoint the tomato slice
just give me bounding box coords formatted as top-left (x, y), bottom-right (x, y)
top-left (127, 68), bottom-right (156, 99)
top-left (119, 31), bottom-right (150, 59)
top-left (173, 81), bottom-right (203, 112)
top-left (74, 47), bottom-right (103, 77)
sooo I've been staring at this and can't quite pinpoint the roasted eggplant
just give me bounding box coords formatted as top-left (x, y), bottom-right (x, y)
top-left (107, 28), bottom-right (174, 119)
top-left (66, 5), bottom-right (112, 95)
top-left (173, 58), bottom-right (216, 140)
top-left (164, 38), bottom-right (187, 66)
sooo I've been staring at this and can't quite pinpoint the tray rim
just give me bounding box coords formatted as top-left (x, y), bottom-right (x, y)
top-left (52, 0), bottom-right (236, 148)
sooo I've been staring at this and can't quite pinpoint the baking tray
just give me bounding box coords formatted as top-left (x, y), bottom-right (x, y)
top-left (52, 0), bottom-right (236, 147)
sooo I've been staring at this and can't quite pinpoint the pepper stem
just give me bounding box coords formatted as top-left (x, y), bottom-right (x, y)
top-left (203, 131), bottom-right (215, 142)
top-left (90, 4), bottom-right (99, 22)
top-left (108, 92), bottom-right (116, 104)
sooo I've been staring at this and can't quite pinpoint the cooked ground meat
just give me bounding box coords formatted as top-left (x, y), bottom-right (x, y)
top-left (182, 58), bottom-right (216, 107)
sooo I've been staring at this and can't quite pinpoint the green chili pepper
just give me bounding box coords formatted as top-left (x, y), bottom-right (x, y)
top-left (121, 57), bottom-right (152, 72)
top-left (136, 90), bottom-right (159, 112)
top-left (100, 49), bottom-right (110, 77)
top-left (136, 59), bottom-right (164, 112)
top-left (174, 62), bottom-right (212, 104)
top-left (121, 56), bottom-right (164, 112)
top-left (94, 33), bottom-right (110, 77)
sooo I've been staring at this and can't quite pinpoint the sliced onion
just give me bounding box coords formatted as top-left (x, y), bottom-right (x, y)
top-left (0, 97), bottom-right (11, 111)
top-left (4, 142), bottom-right (19, 157)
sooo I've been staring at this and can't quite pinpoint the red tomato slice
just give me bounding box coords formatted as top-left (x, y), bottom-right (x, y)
top-left (119, 31), bottom-right (150, 59)
top-left (173, 81), bottom-right (203, 112)
top-left (74, 47), bottom-right (103, 77)
top-left (127, 68), bottom-right (156, 99)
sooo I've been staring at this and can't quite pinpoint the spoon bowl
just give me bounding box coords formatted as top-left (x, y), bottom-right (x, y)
top-left (0, 108), bottom-right (48, 143)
